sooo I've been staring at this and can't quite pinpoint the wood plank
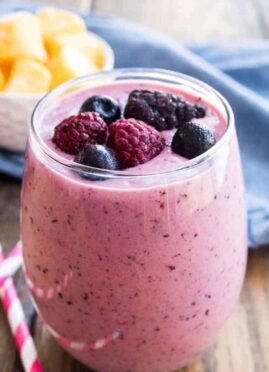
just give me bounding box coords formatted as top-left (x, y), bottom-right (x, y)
top-left (92, 0), bottom-right (263, 40)
top-left (0, 176), bottom-right (21, 252)
top-left (0, 176), bottom-right (27, 372)
top-left (242, 247), bottom-right (269, 372)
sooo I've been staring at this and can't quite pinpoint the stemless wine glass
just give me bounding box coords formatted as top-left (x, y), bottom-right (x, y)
top-left (21, 69), bottom-right (247, 372)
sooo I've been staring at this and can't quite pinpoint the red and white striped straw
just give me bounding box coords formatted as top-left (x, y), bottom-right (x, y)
top-left (0, 244), bottom-right (43, 372)
top-left (1, 241), bottom-right (121, 354)
top-left (0, 241), bottom-right (23, 285)
top-left (41, 314), bottom-right (121, 352)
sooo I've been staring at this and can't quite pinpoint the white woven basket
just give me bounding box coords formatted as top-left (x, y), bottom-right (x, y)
top-left (0, 34), bottom-right (114, 152)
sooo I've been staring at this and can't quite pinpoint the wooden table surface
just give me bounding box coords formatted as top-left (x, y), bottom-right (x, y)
top-left (1, 1), bottom-right (269, 371)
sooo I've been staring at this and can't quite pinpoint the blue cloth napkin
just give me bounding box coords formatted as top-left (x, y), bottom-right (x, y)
top-left (0, 2), bottom-right (268, 248)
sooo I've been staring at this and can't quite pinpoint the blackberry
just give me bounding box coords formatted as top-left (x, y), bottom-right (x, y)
top-left (124, 90), bottom-right (206, 131)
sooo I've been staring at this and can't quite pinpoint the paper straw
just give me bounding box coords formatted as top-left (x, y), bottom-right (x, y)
top-left (25, 270), bottom-right (122, 350)
top-left (0, 241), bottom-right (23, 285)
top-left (0, 243), bottom-right (43, 372)
top-left (24, 269), bottom-right (74, 301)
top-left (42, 317), bottom-right (121, 351)
top-left (2, 241), bottom-right (121, 353)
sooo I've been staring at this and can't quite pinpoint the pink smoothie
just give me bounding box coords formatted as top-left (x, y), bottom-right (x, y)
top-left (21, 76), bottom-right (247, 372)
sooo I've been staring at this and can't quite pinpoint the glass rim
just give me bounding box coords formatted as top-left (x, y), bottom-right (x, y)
top-left (30, 68), bottom-right (234, 179)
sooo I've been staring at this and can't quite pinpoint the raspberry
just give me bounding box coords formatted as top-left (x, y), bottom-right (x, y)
top-left (124, 90), bottom-right (206, 131)
top-left (53, 112), bottom-right (107, 154)
top-left (107, 118), bottom-right (165, 167)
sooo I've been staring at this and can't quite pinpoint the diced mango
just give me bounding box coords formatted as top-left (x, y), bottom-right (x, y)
top-left (49, 46), bottom-right (98, 88)
top-left (0, 12), bottom-right (47, 63)
top-left (37, 7), bottom-right (86, 43)
top-left (0, 67), bottom-right (5, 90)
top-left (0, 63), bottom-right (12, 80)
top-left (46, 31), bottom-right (105, 69)
top-left (5, 59), bottom-right (51, 93)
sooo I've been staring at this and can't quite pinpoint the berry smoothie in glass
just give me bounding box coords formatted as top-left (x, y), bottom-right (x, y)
top-left (21, 69), bottom-right (247, 372)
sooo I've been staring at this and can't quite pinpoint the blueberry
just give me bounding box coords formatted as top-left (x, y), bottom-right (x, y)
top-left (79, 95), bottom-right (121, 125)
top-left (74, 144), bottom-right (122, 180)
top-left (171, 122), bottom-right (216, 159)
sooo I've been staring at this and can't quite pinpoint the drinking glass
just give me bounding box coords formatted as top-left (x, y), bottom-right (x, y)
top-left (21, 69), bottom-right (247, 372)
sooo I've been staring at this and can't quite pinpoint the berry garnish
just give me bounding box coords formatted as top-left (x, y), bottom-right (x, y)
top-left (107, 118), bottom-right (165, 167)
top-left (124, 90), bottom-right (206, 131)
top-left (75, 144), bottom-right (122, 171)
top-left (171, 122), bottom-right (216, 159)
top-left (53, 112), bottom-right (107, 155)
top-left (79, 95), bottom-right (121, 125)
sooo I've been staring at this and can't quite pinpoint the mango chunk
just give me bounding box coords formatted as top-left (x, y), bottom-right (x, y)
top-left (0, 67), bottom-right (5, 90)
top-left (37, 7), bottom-right (86, 43)
top-left (0, 63), bottom-right (12, 80)
top-left (0, 12), bottom-right (47, 63)
top-left (49, 46), bottom-right (98, 88)
top-left (5, 59), bottom-right (51, 93)
top-left (47, 31), bottom-right (105, 69)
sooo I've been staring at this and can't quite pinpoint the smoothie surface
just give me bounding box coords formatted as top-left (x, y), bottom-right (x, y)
top-left (37, 80), bottom-right (227, 177)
